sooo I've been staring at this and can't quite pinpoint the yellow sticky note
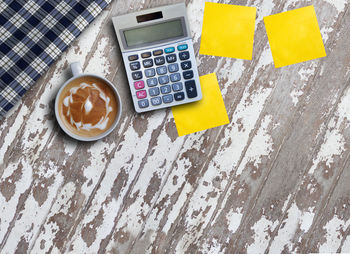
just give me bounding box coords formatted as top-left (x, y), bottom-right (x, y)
top-left (172, 73), bottom-right (229, 136)
top-left (199, 2), bottom-right (256, 60)
top-left (264, 5), bottom-right (326, 68)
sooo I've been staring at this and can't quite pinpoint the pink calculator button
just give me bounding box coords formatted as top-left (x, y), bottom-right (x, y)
top-left (136, 90), bottom-right (147, 99)
top-left (134, 81), bottom-right (144, 90)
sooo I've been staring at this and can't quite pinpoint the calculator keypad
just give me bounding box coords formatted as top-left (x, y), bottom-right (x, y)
top-left (126, 41), bottom-right (201, 112)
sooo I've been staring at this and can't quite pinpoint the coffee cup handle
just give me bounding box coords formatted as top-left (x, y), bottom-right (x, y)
top-left (71, 62), bottom-right (83, 77)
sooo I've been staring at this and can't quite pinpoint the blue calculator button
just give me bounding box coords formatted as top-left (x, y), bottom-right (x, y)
top-left (138, 99), bottom-right (149, 108)
top-left (174, 92), bottom-right (185, 101)
top-left (172, 82), bottom-right (183, 92)
top-left (156, 66), bottom-right (167, 75)
top-left (145, 68), bottom-right (155, 77)
top-left (170, 73), bottom-right (181, 82)
top-left (168, 63), bottom-right (179, 73)
top-left (158, 75), bottom-right (169, 85)
top-left (163, 94), bottom-right (173, 103)
top-left (149, 87), bottom-right (160, 96)
top-left (164, 47), bottom-right (175, 53)
top-left (147, 78), bottom-right (158, 87)
top-left (151, 97), bottom-right (162, 106)
top-left (160, 85), bottom-right (171, 94)
top-left (177, 44), bottom-right (188, 51)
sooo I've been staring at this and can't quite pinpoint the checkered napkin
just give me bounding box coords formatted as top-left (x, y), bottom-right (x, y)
top-left (0, 0), bottom-right (112, 120)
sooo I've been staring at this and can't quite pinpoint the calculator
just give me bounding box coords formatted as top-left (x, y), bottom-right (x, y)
top-left (112, 3), bottom-right (202, 113)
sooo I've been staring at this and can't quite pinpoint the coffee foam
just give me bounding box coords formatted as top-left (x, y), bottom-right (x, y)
top-left (58, 76), bottom-right (118, 138)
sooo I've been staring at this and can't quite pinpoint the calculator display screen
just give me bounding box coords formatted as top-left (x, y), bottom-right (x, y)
top-left (124, 19), bottom-right (184, 47)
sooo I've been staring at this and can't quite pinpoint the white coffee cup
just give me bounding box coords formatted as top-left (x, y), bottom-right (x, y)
top-left (55, 62), bottom-right (122, 141)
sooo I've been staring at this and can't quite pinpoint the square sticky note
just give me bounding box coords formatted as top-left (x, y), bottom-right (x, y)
top-left (264, 5), bottom-right (326, 68)
top-left (172, 73), bottom-right (229, 136)
top-left (199, 2), bottom-right (256, 60)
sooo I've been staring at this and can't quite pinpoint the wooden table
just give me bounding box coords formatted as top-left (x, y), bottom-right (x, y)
top-left (1, 0), bottom-right (350, 253)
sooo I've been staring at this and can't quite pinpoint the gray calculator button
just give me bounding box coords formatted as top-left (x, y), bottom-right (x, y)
top-left (155, 56), bottom-right (165, 65)
top-left (166, 54), bottom-right (177, 63)
top-left (138, 99), bottom-right (149, 108)
top-left (170, 73), bottom-right (181, 82)
top-left (158, 75), bottom-right (169, 85)
top-left (172, 82), bottom-right (183, 91)
top-left (128, 55), bottom-right (138, 61)
top-left (143, 59), bottom-right (153, 68)
top-left (130, 61), bottom-right (140, 71)
top-left (147, 78), bottom-right (158, 87)
top-left (162, 94), bottom-right (173, 103)
top-left (151, 97), bottom-right (162, 106)
top-left (160, 85), bottom-right (171, 94)
top-left (145, 68), bottom-right (155, 77)
top-left (168, 63), bottom-right (179, 73)
top-left (149, 87), bottom-right (160, 96)
top-left (179, 51), bottom-right (190, 60)
top-left (185, 80), bottom-right (198, 98)
top-left (156, 66), bottom-right (167, 75)
top-left (183, 70), bottom-right (193, 80)
top-left (181, 61), bottom-right (191, 70)
top-left (132, 71), bottom-right (142, 80)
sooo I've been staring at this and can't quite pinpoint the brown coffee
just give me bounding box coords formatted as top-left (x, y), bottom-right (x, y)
top-left (57, 76), bottom-right (118, 137)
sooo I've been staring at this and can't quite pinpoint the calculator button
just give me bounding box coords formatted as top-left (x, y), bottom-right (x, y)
top-left (136, 90), bottom-right (147, 99)
top-left (164, 47), bottom-right (175, 54)
top-left (145, 68), bottom-right (155, 77)
top-left (155, 56), bottom-right (165, 66)
top-left (177, 44), bottom-right (188, 51)
top-left (185, 80), bottom-right (198, 98)
top-left (183, 70), bottom-right (194, 80)
top-left (138, 99), bottom-right (149, 108)
top-left (170, 73), bottom-right (181, 82)
top-left (168, 63), bottom-right (179, 73)
top-left (149, 87), bottom-right (160, 97)
top-left (153, 49), bottom-right (163, 56)
top-left (166, 54), bottom-right (177, 63)
top-left (143, 59), bottom-right (153, 68)
top-left (147, 78), bottom-right (158, 87)
top-left (156, 66), bottom-right (167, 75)
top-left (130, 61), bottom-right (140, 71)
top-left (172, 82), bottom-right (183, 92)
top-left (179, 51), bottom-right (190, 60)
top-left (141, 52), bottom-right (151, 58)
top-left (174, 92), bottom-right (185, 101)
top-left (128, 55), bottom-right (138, 61)
top-left (160, 85), bottom-right (171, 94)
top-left (181, 61), bottom-right (191, 70)
top-left (158, 75), bottom-right (169, 85)
top-left (134, 81), bottom-right (145, 90)
top-left (132, 71), bottom-right (143, 80)
top-left (151, 97), bottom-right (162, 106)
top-left (163, 94), bottom-right (173, 103)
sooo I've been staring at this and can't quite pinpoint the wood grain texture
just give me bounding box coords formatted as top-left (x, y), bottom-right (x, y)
top-left (1, 0), bottom-right (350, 253)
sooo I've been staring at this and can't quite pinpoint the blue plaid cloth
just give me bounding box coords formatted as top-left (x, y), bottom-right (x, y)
top-left (0, 0), bottom-right (111, 120)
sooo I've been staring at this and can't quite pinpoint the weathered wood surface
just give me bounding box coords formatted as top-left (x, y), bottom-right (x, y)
top-left (1, 0), bottom-right (350, 253)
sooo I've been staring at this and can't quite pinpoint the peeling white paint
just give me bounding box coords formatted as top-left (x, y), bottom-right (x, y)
top-left (247, 216), bottom-right (279, 254)
top-left (269, 203), bottom-right (314, 254)
top-left (226, 207), bottom-right (243, 233)
top-left (321, 0), bottom-right (347, 13)
top-left (319, 216), bottom-right (350, 253)
top-left (308, 86), bottom-right (350, 174)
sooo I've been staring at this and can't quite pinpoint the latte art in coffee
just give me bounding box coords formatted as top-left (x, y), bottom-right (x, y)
top-left (58, 76), bottom-right (118, 137)
top-left (63, 83), bottom-right (112, 131)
